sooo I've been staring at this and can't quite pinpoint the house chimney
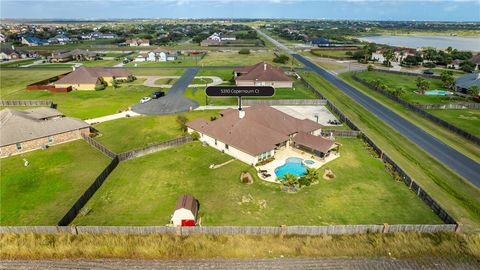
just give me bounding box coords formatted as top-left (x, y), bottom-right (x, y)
top-left (263, 62), bottom-right (267, 71)
top-left (239, 109), bottom-right (245, 119)
top-left (11, 45), bottom-right (15, 50)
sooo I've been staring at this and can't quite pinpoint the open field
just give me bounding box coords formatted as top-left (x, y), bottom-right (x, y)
top-left (0, 68), bottom-right (185, 119)
top-left (355, 70), bottom-right (471, 104)
top-left (126, 67), bottom-right (185, 76)
top-left (73, 140), bottom-right (440, 226)
top-left (93, 110), bottom-right (220, 153)
top-left (126, 59), bottom-right (198, 67)
top-left (302, 71), bottom-right (480, 232)
top-left (1, 232), bottom-right (479, 260)
top-left (197, 68), bottom-right (234, 81)
top-left (426, 109), bottom-right (480, 137)
top-left (340, 72), bottom-right (480, 162)
top-left (190, 77), bottom-right (213, 84)
top-left (80, 59), bottom-right (121, 67)
top-left (309, 49), bottom-right (355, 58)
top-left (198, 51), bottom-right (300, 67)
top-left (154, 77), bottom-right (178, 85)
top-left (0, 140), bottom-right (111, 225)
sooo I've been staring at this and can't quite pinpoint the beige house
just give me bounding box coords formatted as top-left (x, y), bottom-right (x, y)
top-left (234, 62), bottom-right (293, 88)
top-left (187, 105), bottom-right (334, 165)
top-left (0, 108), bottom-right (90, 157)
top-left (53, 66), bottom-right (132, 90)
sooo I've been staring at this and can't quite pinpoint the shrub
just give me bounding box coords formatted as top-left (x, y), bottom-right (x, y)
top-left (467, 85), bottom-right (479, 96)
top-left (238, 48), bottom-right (250, 55)
top-left (273, 54), bottom-right (290, 64)
top-left (210, 116), bottom-right (217, 121)
top-left (367, 64), bottom-right (374, 71)
top-left (423, 62), bottom-right (436, 68)
top-left (190, 131), bottom-right (200, 141)
top-left (255, 157), bottom-right (275, 166)
top-left (176, 115), bottom-right (189, 132)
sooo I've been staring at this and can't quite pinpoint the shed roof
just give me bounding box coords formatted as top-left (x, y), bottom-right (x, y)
top-left (234, 62), bottom-right (292, 83)
top-left (175, 194), bottom-right (199, 216)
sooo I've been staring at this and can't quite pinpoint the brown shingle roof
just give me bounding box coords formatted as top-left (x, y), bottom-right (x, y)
top-left (234, 62), bottom-right (292, 82)
top-left (292, 132), bottom-right (336, 153)
top-left (175, 194), bottom-right (199, 216)
top-left (0, 108), bottom-right (89, 146)
top-left (187, 105), bottom-right (322, 156)
top-left (54, 67), bottom-right (132, 85)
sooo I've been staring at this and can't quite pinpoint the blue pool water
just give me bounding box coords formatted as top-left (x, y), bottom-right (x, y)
top-left (275, 157), bottom-right (307, 178)
top-left (424, 90), bottom-right (452, 96)
top-left (304, 160), bottom-right (315, 165)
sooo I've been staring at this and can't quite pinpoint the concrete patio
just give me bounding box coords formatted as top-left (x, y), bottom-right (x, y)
top-left (255, 146), bottom-right (340, 183)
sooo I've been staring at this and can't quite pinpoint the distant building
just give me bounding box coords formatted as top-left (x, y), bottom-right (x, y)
top-left (234, 62), bottom-right (293, 88)
top-left (53, 66), bottom-right (133, 90)
top-left (311, 37), bottom-right (330, 47)
top-left (372, 47), bottom-right (417, 63)
top-left (0, 47), bottom-right (21, 60)
top-left (50, 49), bottom-right (99, 62)
top-left (48, 33), bottom-right (71, 45)
top-left (455, 73), bottom-right (480, 94)
top-left (126, 38), bottom-right (150, 47)
top-left (0, 108), bottom-right (90, 157)
top-left (171, 194), bottom-right (199, 227)
top-left (200, 32), bottom-right (236, 46)
top-left (470, 54), bottom-right (480, 71)
top-left (133, 48), bottom-right (177, 62)
top-left (21, 36), bottom-right (49, 46)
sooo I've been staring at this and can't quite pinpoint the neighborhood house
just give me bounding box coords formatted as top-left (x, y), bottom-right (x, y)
top-left (53, 66), bottom-right (133, 90)
top-left (134, 48), bottom-right (177, 62)
top-left (234, 62), bottom-right (293, 88)
top-left (187, 105), bottom-right (336, 165)
top-left (372, 47), bottom-right (417, 64)
top-left (50, 49), bottom-right (99, 62)
top-left (126, 38), bottom-right (150, 47)
top-left (0, 108), bottom-right (90, 157)
top-left (171, 194), bottom-right (199, 227)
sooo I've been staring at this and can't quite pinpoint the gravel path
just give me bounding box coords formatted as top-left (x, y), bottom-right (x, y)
top-left (1, 257), bottom-right (478, 270)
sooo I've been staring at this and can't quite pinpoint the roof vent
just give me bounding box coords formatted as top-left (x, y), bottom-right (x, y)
top-left (239, 109), bottom-right (245, 119)
top-left (263, 62), bottom-right (267, 71)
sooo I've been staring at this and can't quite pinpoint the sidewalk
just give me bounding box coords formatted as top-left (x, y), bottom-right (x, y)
top-left (85, 110), bottom-right (141, 124)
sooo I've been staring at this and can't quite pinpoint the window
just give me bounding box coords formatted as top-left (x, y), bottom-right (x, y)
top-left (225, 144), bottom-right (229, 150)
top-left (16, 143), bottom-right (22, 150)
top-left (48, 136), bottom-right (54, 143)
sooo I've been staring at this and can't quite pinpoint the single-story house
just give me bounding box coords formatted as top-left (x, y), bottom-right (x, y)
top-left (455, 73), bottom-right (480, 94)
top-left (234, 62), bottom-right (293, 88)
top-left (187, 105), bottom-right (332, 165)
top-left (50, 49), bottom-right (99, 62)
top-left (126, 38), bottom-right (150, 47)
top-left (448, 59), bottom-right (464, 70)
top-left (53, 66), bottom-right (133, 90)
top-left (0, 108), bottom-right (90, 157)
top-left (21, 37), bottom-right (49, 46)
top-left (48, 33), bottom-right (71, 44)
top-left (372, 47), bottom-right (416, 63)
top-left (171, 194), bottom-right (199, 227)
top-left (0, 47), bottom-right (21, 60)
top-left (471, 54), bottom-right (480, 70)
top-left (133, 48), bottom-right (177, 62)
top-left (311, 37), bottom-right (331, 47)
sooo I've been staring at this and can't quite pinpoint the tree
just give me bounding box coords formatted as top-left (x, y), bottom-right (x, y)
top-left (467, 85), bottom-right (479, 96)
top-left (382, 49), bottom-right (395, 67)
top-left (282, 173), bottom-right (298, 187)
top-left (190, 131), bottom-right (200, 141)
top-left (362, 43), bottom-right (377, 63)
top-left (416, 77), bottom-right (429, 94)
top-left (460, 61), bottom-right (475, 73)
top-left (176, 115), bottom-right (189, 132)
top-left (440, 70), bottom-right (455, 90)
top-left (304, 168), bottom-right (319, 185)
top-left (273, 54), bottom-right (290, 64)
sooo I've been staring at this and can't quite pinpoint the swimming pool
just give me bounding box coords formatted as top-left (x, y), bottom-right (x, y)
top-left (275, 157), bottom-right (307, 178)
top-left (304, 160), bottom-right (315, 165)
top-left (424, 90), bottom-right (452, 95)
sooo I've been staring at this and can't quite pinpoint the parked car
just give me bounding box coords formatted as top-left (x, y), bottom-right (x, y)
top-left (151, 91), bottom-right (165, 99)
top-left (140, 97), bottom-right (152, 103)
top-left (423, 69), bottom-right (434, 75)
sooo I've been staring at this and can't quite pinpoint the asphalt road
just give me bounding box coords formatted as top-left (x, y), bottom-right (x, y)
top-left (257, 29), bottom-right (480, 188)
top-left (132, 67), bottom-right (200, 115)
top-left (2, 258), bottom-right (479, 270)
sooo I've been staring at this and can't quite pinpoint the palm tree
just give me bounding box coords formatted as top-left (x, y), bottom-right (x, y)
top-left (283, 173), bottom-right (298, 187)
top-left (304, 168), bottom-right (319, 184)
top-left (415, 77), bottom-right (429, 94)
top-left (382, 49), bottom-right (395, 67)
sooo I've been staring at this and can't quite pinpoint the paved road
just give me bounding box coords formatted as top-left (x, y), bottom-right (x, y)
top-left (2, 258), bottom-right (479, 270)
top-left (132, 67), bottom-right (200, 115)
top-left (258, 29), bottom-right (480, 188)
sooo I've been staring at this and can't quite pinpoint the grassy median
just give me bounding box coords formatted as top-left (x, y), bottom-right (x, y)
top-left (301, 71), bottom-right (480, 232)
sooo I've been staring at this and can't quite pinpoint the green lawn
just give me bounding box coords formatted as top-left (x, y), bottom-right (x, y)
top-left (310, 49), bottom-right (355, 58)
top-left (0, 58), bottom-right (38, 67)
top-left (302, 71), bottom-right (480, 232)
top-left (92, 110), bottom-right (220, 153)
top-left (154, 77), bottom-right (178, 85)
top-left (197, 68), bottom-right (234, 81)
top-left (81, 60), bottom-right (121, 67)
top-left (0, 68), bottom-right (71, 96)
top-left (191, 78), bottom-right (213, 84)
top-left (0, 140), bottom-right (111, 225)
top-left (73, 139), bottom-right (441, 226)
top-left (355, 71), bottom-right (470, 104)
top-left (199, 51), bottom-right (301, 67)
top-left (126, 68), bottom-right (185, 76)
top-left (187, 80), bottom-right (319, 106)
top-left (426, 109), bottom-right (480, 137)
top-left (126, 60), bottom-right (198, 67)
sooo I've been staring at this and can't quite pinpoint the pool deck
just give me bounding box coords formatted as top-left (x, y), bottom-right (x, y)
top-left (255, 147), bottom-right (340, 183)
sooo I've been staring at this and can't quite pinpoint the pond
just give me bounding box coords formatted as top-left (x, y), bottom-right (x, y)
top-left (359, 36), bottom-right (480, 52)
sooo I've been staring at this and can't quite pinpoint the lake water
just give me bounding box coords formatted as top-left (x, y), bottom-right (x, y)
top-left (359, 36), bottom-right (480, 51)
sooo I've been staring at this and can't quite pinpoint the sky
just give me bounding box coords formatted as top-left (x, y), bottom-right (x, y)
top-left (1, 0), bottom-right (479, 21)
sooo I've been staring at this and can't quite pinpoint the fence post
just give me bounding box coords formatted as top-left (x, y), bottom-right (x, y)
top-left (280, 225), bottom-right (287, 238)
top-left (70, 225), bottom-right (78, 235)
top-left (176, 226), bottom-right (182, 236)
top-left (455, 223), bottom-right (462, 233)
top-left (382, 223), bottom-right (390, 233)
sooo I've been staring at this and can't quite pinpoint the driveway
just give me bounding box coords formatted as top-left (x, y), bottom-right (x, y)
top-left (131, 67), bottom-right (200, 115)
